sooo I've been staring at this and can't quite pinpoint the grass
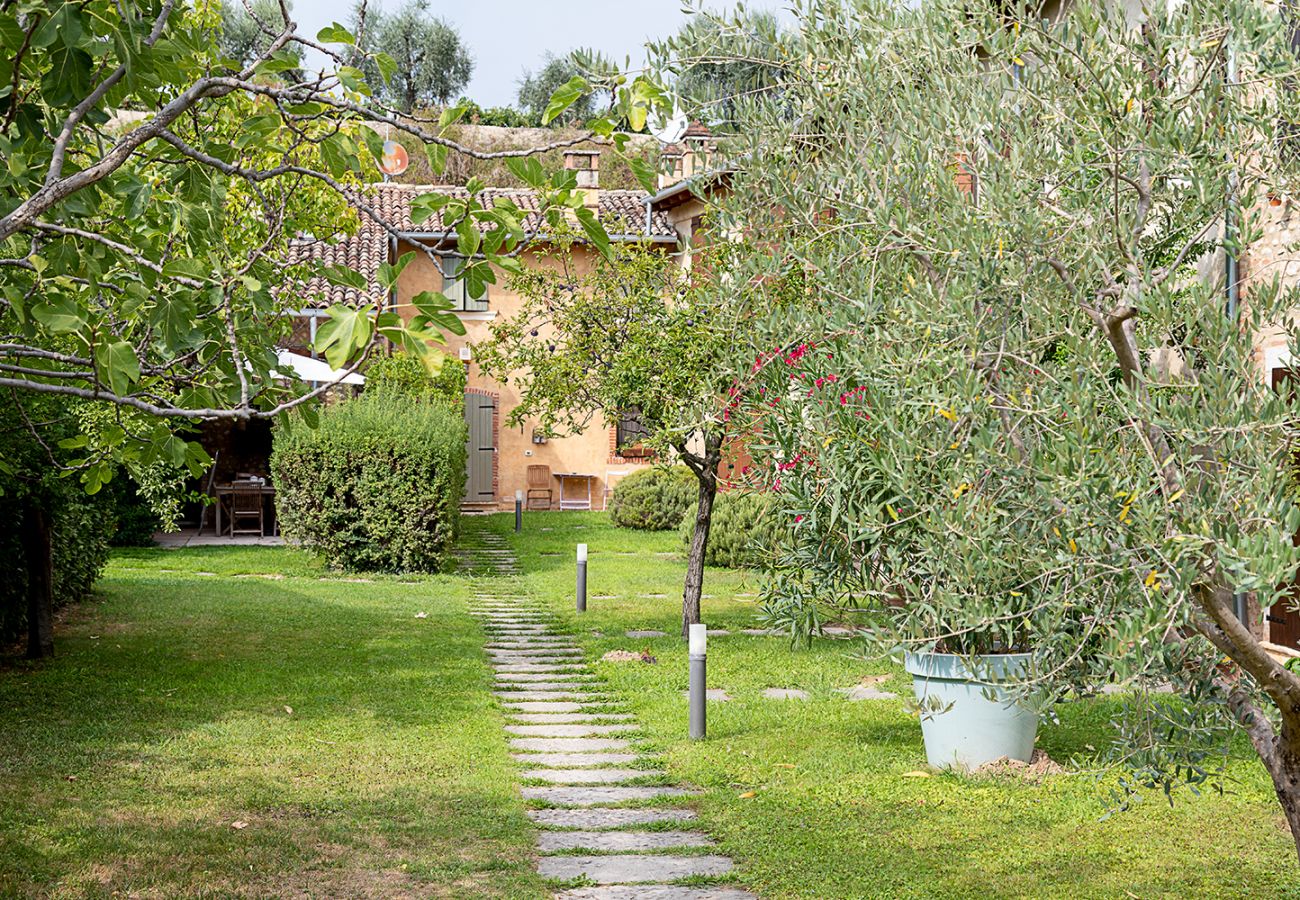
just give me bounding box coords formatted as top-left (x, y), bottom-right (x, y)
top-left (0, 545), bottom-right (546, 899)
top-left (499, 511), bottom-right (1300, 899)
top-left (4, 513), bottom-right (1297, 898)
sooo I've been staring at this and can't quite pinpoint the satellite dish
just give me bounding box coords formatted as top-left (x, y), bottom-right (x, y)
top-left (650, 106), bottom-right (689, 145)
top-left (378, 140), bottom-right (409, 177)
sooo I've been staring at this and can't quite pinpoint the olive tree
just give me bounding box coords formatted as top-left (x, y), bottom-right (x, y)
top-left (711, 0), bottom-right (1300, 856)
top-left (0, 0), bottom-right (669, 656)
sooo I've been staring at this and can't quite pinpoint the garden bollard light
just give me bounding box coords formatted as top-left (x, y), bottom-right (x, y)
top-left (576, 543), bottom-right (587, 613)
top-left (515, 490), bottom-right (523, 533)
top-left (689, 623), bottom-right (707, 740)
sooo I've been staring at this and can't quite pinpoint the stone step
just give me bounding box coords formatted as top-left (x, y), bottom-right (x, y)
top-left (494, 691), bottom-right (609, 702)
top-left (496, 672), bottom-right (595, 682)
top-left (496, 682), bottom-right (597, 693)
top-left (499, 701), bottom-right (595, 712)
top-left (521, 786), bottom-right (694, 806)
top-left (489, 654), bottom-right (583, 664)
top-left (506, 724), bottom-right (634, 737)
top-left (487, 648), bottom-right (582, 656)
top-left (513, 752), bottom-right (640, 767)
top-left (556, 888), bottom-right (756, 900)
top-left (526, 768), bottom-right (663, 785)
top-left (537, 854), bottom-right (733, 884)
top-left (538, 830), bottom-right (715, 853)
top-left (508, 713), bottom-right (635, 724)
top-left (528, 807), bottom-right (697, 828)
top-left (510, 737), bottom-right (631, 753)
top-left (493, 664), bottom-right (588, 673)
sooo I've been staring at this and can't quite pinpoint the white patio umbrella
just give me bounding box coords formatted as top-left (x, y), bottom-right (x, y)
top-left (273, 350), bottom-right (365, 385)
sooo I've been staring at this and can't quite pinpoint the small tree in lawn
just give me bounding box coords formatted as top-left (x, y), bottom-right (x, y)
top-left (708, 0), bottom-right (1300, 857)
top-left (0, 1), bottom-right (672, 656)
top-left (476, 238), bottom-right (734, 636)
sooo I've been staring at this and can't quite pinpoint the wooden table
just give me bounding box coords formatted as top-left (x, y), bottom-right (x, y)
top-left (553, 473), bottom-right (597, 511)
top-left (213, 483), bottom-right (276, 537)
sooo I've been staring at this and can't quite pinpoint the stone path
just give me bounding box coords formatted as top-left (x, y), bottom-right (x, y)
top-left (460, 524), bottom-right (755, 900)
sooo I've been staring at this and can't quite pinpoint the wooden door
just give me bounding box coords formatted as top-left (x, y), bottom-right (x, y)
top-left (464, 393), bottom-right (496, 503)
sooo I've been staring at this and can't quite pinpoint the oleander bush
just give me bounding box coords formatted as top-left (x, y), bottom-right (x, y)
top-left (609, 465), bottom-right (697, 530)
top-left (680, 490), bottom-right (784, 569)
top-left (271, 392), bottom-right (467, 572)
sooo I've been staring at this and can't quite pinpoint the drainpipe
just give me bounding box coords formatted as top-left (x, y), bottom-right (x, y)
top-left (1224, 46), bottom-right (1250, 625)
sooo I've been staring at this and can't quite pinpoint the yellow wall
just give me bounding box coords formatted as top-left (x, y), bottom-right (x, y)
top-left (393, 239), bottom-right (655, 510)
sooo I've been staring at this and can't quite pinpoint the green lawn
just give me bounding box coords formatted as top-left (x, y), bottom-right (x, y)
top-left (502, 511), bottom-right (1298, 899)
top-left (2, 514), bottom-right (1296, 898)
top-left (0, 545), bottom-right (545, 899)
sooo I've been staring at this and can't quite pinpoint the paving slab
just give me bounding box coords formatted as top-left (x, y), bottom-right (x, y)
top-left (521, 786), bottom-right (694, 806)
top-left (625, 630), bottom-right (667, 638)
top-left (763, 688), bottom-right (810, 701)
top-left (488, 648), bottom-right (582, 657)
top-left (505, 723), bottom-right (635, 737)
top-left (537, 855), bottom-right (732, 883)
top-left (498, 700), bottom-right (588, 713)
top-left (835, 685), bottom-right (898, 701)
top-left (512, 752), bottom-right (640, 767)
top-left (509, 713), bottom-right (636, 724)
top-left (556, 888), bottom-right (756, 900)
top-left (496, 672), bottom-right (595, 682)
top-left (493, 664), bottom-right (588, 673)
top-left (538, 830), bottom-right (715, 853)
top-left (494, 691), bottom-right (609, 702)
top-left (528, 807), bottom-right (697, 828)
top-left (526, 768), bottom-right (662, 784)
top-left (510, 737), bottom-right (632, 753)
top-left (496, 682), bottom-right (597, 693)
top-left (679, 689), bottom-right (732, 702)
top-left (742, 628), bottom-right (779, 636)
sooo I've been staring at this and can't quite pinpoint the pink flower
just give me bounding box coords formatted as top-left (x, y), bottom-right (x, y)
top-left (794, 515), bottom-right (804, 523)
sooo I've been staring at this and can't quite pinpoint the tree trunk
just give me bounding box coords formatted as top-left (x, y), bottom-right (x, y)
top-left (1263, 724), bottom-right (1300, 863)
top-left (681, 434), bottom-right (722, 638)
top-left (22, 501), bottom-right (54, 659)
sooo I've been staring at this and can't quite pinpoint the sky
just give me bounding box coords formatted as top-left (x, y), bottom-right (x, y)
top-left (291, 1), bottom-right (794, 108)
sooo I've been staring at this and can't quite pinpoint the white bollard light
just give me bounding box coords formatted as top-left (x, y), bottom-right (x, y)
top-left (576, 543), bottom-right (588, 613)
top-left (514, 490), bottom-right (524, 532)
top-left (689, 623), bottom-right (707, 739)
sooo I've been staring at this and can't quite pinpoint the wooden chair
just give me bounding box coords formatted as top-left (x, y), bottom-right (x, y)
top-left (229, 483), bottom-right (265, 537)
top-left (526, 465), bottom-right (553, 510)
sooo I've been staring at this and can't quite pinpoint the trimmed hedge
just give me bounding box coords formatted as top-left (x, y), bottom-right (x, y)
top-left (271, 392), bottom-right (467, 573)
top-left (609, 465), bottom-right (698, 531)
top-left (0, 489), bottom-right (114, 644)
top-left (681, 490), bottom-right (785, 569)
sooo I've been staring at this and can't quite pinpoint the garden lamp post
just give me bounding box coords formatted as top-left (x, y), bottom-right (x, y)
top-left (515, 490), bottom-right (523, 533)
top-left (689, 623), bottom-right (707, 740)
top-left (576, 543), bottom-right (587, 613)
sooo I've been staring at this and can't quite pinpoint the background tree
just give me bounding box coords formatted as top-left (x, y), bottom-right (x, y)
top-left (518, 54), bottom-right (596, 126)
top-left (349, 0), bottom-right (473, 112)
top-left (712, 0), bottom-right (1300, 858)
top-left (0, 1), bottom-right (670, 656)
top-left (219, 0), bottom-right (303, 78)
top-left (650, 5), bottom-right (793, 129)
top-left (476, 239), bottom-right (735, 636)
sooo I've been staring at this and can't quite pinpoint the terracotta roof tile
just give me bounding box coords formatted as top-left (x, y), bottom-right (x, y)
top-left (290, 183), bottom-right (673, 308)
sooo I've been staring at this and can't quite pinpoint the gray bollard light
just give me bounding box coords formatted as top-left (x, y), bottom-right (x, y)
top-left (689, 623), bottom-right (707, 740)
top-left (576, 543), bottom-right (588, 613)
top-left (515, 490), bottom-right (523, 533)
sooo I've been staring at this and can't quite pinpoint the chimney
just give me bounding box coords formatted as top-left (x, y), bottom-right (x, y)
top-left (564, 149), bottom-right (600, 209)
top-left (680, 121), bottom-right (714, 180)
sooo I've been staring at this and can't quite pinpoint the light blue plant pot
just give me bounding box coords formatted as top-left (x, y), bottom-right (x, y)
top-left (905, 651), bottom-right (1039, 770)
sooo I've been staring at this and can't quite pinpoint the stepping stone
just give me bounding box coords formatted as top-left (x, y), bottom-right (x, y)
top-left (557, 888), bottom-right (756, 900)
top-left (742, 628), bottom-right (778, 636)
top-left (488, 647), bottom-right (581, 654)
top-left (486, 641), bottom-right (573, 648)
top-left (835, 685), bottom-right (898, 701)
top-left (529, 807), bottom-right (697, 828)
top-left (509, 713), bottom-right (635, 724)
top-left (510, 737), bottom-right (632, 753)
top-left (537, 855), bottom-right (733, 883)
top-left (490, 654), bottom-right (583, 664)
top-left (506, 724), bottom-right (634, 737)
top-left (680, 689), bottom-right (732, 702)
top-left (512, 752), bottom-right (640, 767)
top-left (625, 630), bottom-right (667, 638)
top-left (521, 786), bottom-right (694, 806)
top-left (496, 672), bottom-right (593, 681)
top-left (539, 830), bottom-right (715, 853)
top-left (526, 768), bottom-right (660, 784)
top-left (496, 682), bottom-right (595, 692)
top-left (495, 691), bottom-right (608, 702)
top-left (708, 629), bottom-right (730, 636)
top-left (494, 664), bottom-right (587, 673)
top-left (763, 688), bottom-right (809, 700)
top-left (499, 701), bottom-right (587, 712)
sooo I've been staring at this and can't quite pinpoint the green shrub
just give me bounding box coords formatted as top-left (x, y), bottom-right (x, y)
top-left (681, 490), bottom-right (786, 569)
top-left (365, 352), bottom-right (466, 409)
top-left (610, 465), bottom-right (697, 530)
top-left (0, 487), bottom-right (114, 644)
top-left (271, 392), bottom-right (467, 573)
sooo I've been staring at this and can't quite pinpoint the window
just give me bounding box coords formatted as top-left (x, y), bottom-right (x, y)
top-left (442, 255), bottom-right (489, 312)
top-left (616, 406), bottom-right (653, 457)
